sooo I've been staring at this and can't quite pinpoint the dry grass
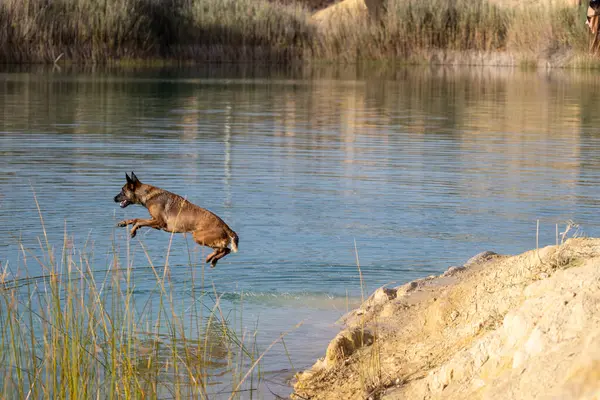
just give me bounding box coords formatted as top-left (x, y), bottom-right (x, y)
top-left (312, 0), bottom-right (589, 62)
top-left (0, 0), bottom-right (594, 68)
top-left (0, 0), bottom-right (588, 63)
top-left (313, 0), bottom-right (509, 61)
top-left (353, 242), bottom-right (383, 398)
top-left (0, 0), bottom-right (313, 64)
top-left (507, 3), bottom-right (588, 57)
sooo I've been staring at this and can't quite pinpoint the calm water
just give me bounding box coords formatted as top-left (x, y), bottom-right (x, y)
top-left (3, 65), bottom-right (600, 395)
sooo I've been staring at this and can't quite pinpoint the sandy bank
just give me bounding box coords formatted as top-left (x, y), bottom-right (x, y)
top-left (293, 238), bottom-right (600, 399)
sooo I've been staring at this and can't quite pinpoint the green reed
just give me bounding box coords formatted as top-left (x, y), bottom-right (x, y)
top-left (0, 196), bottom-right (291, 399)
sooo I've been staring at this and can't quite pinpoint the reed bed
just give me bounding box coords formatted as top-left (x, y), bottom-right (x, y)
top-left (312, 0), bottom-right (589, 62)
top-left (312, 0), bottom-right (509, 61)
top-left (0, 0), bottom-right (591, 65)
top-left (0, 200), bottom-right (281, 399)
top-left (0, 0), bottom-right (313, 63)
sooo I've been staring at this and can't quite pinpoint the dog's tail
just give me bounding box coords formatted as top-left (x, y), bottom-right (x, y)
top-left (228, 230), bottom-right (239, 253)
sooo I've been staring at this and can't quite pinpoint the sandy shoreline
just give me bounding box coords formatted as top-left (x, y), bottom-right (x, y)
top-left (292, 238), bottom-right (600, 399)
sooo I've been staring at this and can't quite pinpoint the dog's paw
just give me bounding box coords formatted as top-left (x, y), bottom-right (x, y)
top-left (117, 221), bottom-right (127, 227)
top-left (130, 230), bottom-right (137, 238)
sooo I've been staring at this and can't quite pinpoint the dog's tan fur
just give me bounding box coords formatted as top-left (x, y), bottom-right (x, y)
top-left (114, 172), bottom-right (238, 268)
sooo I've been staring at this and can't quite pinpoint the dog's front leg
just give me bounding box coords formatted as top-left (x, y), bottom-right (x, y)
top-left (117, 219), bottom-right (137, 228)
top-left (130, 218), bottom-right (164, 238)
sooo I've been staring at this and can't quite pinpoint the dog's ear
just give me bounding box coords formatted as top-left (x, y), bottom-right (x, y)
top-left (131, 171), bottom-right (140, 184)
top-left (126, 173), bottom-right (132, 184)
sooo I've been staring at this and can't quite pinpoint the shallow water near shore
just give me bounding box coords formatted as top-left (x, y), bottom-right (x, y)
top-left (3, 64), bottom-right (600, 396)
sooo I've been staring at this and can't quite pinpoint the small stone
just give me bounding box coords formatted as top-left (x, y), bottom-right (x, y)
top-left (443, 266), bottom-right (466, 277)
top-left (396, 281), bottom-right (419, 296)
top-left (371, 287), bottom-right (397, 306)
top-left (450, 310), bottom-right (460, 321)
top-left (464, 251), bottom-right (499, 268)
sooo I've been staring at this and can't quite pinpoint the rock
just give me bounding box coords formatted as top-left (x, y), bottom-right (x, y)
top-left (325, 327), bottom-right (374, 366)
top-left (443, 266), bottom-right (466, 277)
top-left (371, 287), bottom-right (397, 306)
top-left (463, 250), bottom-right (499, 268)
top-left (396, 280), bottom-right (418, 296)
top-left (339, 286), bottom-right (398, 327)
top-left (449, 310), bottom-right (460, 321)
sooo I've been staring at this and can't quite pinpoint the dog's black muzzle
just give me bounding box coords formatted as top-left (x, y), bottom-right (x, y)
top-left (114, 192), bottom-right (131, 208)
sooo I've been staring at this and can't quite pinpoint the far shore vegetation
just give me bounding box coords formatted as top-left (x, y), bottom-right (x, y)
top-left (0, 0), bottom-right (594, 65)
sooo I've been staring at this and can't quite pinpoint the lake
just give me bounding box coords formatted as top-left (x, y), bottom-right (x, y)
top-left (2, 64), bottom-right (600, 397)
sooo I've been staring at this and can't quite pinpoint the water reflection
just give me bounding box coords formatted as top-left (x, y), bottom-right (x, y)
top-left (3, 65), bottom-right (600, 285)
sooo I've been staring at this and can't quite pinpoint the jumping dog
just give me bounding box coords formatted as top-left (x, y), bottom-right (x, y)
top-left (114, 172), bottom-right (238, 268)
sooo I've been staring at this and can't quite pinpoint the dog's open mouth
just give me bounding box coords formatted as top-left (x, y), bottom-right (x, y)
top-left (120, 200), bottom-right (131, 208)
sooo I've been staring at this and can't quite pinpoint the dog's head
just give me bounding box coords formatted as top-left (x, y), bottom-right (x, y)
top-left (114, 172), bottom-right (142, 208)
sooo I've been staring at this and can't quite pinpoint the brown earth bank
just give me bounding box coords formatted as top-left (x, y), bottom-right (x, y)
top-left (292, 237), bottom-right (600, 399)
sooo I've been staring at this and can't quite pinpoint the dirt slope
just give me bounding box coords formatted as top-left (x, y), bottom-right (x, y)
top-left (293, 238), bottom-right (600, 399)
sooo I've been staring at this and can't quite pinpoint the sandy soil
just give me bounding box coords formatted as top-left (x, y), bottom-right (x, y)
top-left (293, 238), bottom-right (600, 399)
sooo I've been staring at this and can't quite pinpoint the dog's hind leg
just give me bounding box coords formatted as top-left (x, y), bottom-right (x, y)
top-left (205, 249), bottom-right (218, 264)
top-left (193, 230), bottom-right (229, 267)
top-left (209, 248), bottom-right (231, 268)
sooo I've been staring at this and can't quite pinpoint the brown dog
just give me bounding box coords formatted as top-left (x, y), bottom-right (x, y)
top-left (114, 172), bottom-right (238, 268)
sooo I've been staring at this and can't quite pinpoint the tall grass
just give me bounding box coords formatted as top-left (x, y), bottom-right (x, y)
top-left (507, 4), bottom-right (588, 57)
top-left (312, 0), bottom-right (589, 62)
top-left (0, 203), bottom-right (285, 399)
top-left (0, 0), bottom-right (313, 63)
top-left (0, 0), bottom-right (593, 66)
top-left (313, 0), bottom-right (510, 61)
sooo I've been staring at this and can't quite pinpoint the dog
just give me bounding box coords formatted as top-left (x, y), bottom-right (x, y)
top-left (114, 172), bottom-right (238, 268)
